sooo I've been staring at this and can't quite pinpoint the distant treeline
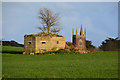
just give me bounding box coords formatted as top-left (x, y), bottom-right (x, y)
top-left (99, 37), bottom-right (120, 51)
top-left (86, 40), bottom-right (96, 51)
top-left (86, 37), bottom-right (120, 51)
top-left (2, 40), bottom-right (24, 47)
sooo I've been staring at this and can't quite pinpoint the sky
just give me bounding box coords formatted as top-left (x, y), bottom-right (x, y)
top-left (2, 2), bottom-right (118, 47)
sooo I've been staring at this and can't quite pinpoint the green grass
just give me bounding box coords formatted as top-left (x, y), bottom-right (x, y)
top-left (2, 46), bottom-right (24, 54)
top-left (2, 46), bottom-right (118, 78)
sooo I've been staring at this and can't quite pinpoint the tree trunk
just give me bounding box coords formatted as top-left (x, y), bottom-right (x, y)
top-left (48, 26), bottom-right (50, 33)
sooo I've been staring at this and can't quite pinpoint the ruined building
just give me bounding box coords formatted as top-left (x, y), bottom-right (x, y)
top-left (72, 24), bottom-right (86, 50)
top-left (24, 33), bottom-right (65, 53)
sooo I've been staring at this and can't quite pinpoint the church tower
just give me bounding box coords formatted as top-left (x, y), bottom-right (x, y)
top-left (72, 24), bottom-right (86, 50)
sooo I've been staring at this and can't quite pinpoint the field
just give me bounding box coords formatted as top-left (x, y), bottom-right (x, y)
top-left (2, 46), bottom-right (118, 78)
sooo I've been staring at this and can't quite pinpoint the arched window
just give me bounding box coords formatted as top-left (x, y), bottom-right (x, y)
top-left (80, 42), bottom-right (82, 46)
top-left (79, 39), bottom-right (82, 47)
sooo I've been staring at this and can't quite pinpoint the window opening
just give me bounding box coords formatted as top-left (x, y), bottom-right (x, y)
top-left (28, 42), bottom-right (31, 44)
top-left (42, 42), bottom-right (46, 44)
top-left (57, 41), bottom-right (59, 44)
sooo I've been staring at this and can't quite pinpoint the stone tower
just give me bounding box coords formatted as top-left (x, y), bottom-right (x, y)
top-left (72, 24), bottom-right (86, 50)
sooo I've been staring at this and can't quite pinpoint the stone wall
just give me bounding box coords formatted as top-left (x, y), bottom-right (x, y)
top-left (24, 36), bottom-right (65, 53)
top-left (72, 35), bottom-right (86, 50)
top-left (24, 36), bottom-right (35, 53)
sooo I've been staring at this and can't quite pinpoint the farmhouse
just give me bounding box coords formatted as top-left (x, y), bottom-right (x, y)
top-left (24, 33), bottom-right (65, 53)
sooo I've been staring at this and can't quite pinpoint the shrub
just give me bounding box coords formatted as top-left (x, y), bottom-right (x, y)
top-left (43, 49), bottom-right (70, 55)
top-left (25, 32), bottom-right (63, 37)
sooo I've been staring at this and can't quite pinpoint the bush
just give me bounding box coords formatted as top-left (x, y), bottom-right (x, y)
top-left (25, 32), bottom-right (63, 37)
top-left (43, 49), bottom-right (70, 55)
top-left (66, 42), bottom-right (74, 48)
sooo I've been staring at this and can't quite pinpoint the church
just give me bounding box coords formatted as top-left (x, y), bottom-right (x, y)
top-left (72, 24), bottom-right (86, 50)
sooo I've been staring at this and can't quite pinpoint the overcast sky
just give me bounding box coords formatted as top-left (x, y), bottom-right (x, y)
top-left (2, 2), bottom-right (118, 47)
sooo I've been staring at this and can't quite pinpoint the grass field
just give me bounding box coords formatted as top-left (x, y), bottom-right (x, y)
top-left (2, 46), bottom-right (118, 78)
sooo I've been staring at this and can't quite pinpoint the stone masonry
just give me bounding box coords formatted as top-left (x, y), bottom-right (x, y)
top-left (24, 35), bottom-right (65, 53)
top-left (72, 24), bottom-right (86, 50)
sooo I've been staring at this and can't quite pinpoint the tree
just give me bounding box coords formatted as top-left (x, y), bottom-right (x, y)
top-left (99, 37), bottom-right (120, 51)
top-left (2, 40), bottom-right (24, 47)
top-left (86, 40), bottom-right (96, 50)
top-left (38, 8), bottom-right (62, 34)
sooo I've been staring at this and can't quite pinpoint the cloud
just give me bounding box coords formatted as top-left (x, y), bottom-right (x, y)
top-left (55, 3), bottom-right (75, 10)
top-left (2, 2), bottom-right (118, 47)
top-left (81, 16), bottom-right (109, 46)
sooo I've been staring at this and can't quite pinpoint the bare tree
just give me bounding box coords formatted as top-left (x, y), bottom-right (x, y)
top-left (38, 8), bottom-right (62, 33)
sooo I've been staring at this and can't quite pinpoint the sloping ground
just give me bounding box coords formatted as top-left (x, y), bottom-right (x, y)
top-left (2, 46), bottom-right (118, 78)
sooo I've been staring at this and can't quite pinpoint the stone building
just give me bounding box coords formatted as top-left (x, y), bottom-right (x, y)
top-left (24, 25), bottom-right (86, 54)
top-left (24, 34), bottom-right (65, 53)
top-left (72, 24), bottom-right (86, 50)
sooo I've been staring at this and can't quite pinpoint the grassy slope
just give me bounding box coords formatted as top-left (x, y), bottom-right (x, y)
top-left (2, 46), bottom-right (118, 78)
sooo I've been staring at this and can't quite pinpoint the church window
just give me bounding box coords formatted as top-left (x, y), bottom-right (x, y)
top-left (80, 42), bottom-right (82, 46)
top-left (79, 39), bottom-right (82, 46)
